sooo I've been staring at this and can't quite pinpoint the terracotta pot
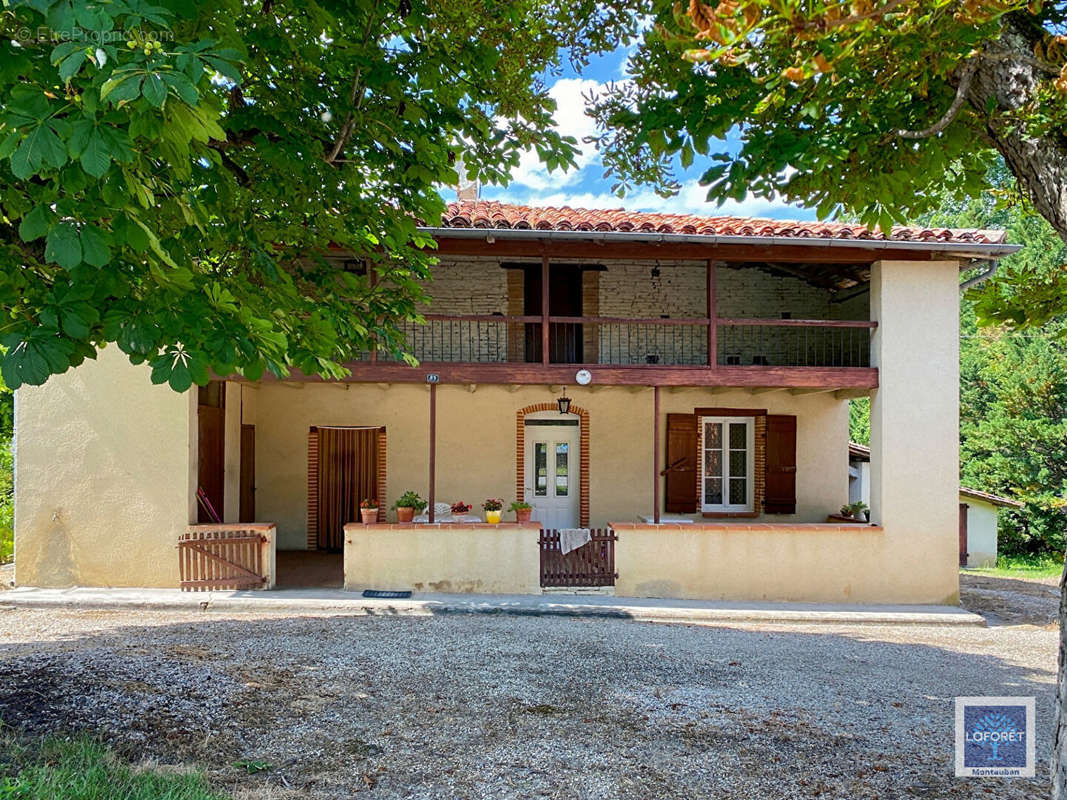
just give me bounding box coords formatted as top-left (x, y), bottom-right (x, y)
top-left (360, 507), bottom-right (378, 524)
top-left (485, 509), bottom-right (502, 524)
top-left (396, 506), bottom-right (415, 523)
top-left (515, 508), bottom-right (532, 523)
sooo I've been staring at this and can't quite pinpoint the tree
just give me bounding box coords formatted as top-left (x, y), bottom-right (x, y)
top-left (0, 0), bottom-right (633, 390)
top-left (592, 0), bottom-right (1067, 324)
top-left (591, 4), bottom-right (1067, 792)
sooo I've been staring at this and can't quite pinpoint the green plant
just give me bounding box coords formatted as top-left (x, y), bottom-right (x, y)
top-left (450, 501), bottom-right (471, 514)
top-left (233, 758), bottom-right (273, 775)
top-left (840, 501), bottom-right (868, 518)
top-left (393, 491), bottom-right (427, 512)
top-left (483, 498), bottom-right (503, 511)
top-left (509, 501), bottom-right (532, 511)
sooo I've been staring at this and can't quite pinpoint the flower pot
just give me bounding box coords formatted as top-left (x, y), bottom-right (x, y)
top-left (485, 509), bottom-right (502, 524)
top-left (361, 508), bottom-right (378, 524)
top-left (515, 508), bottom-right (532, 523)
top-left (396, 506), bottom-right (415, 523)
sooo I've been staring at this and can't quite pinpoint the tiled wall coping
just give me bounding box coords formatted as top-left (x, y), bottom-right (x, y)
top-left (347, 522), bottom-right (542, 531)
top-left (609, 522), bottom-right (883, 533)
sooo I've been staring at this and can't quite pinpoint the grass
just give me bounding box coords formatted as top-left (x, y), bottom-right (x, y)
top-left (0, 734), bottom-right (227, 800)
top-left (968, 553), bottom-right (1064, 581)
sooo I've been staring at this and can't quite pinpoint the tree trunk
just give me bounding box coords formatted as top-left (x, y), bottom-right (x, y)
top-left (1054, 558), bottom-right (1067, 798)
top-left (964, 20), bottom-right (1067, 241)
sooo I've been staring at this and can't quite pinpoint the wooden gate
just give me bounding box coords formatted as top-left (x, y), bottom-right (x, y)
top-left (539, 528), bottom-right (617, 587)
top-left (178, 527), bottom-right (269, 591)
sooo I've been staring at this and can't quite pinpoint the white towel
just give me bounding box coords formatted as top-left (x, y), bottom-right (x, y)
top-left (558, 528), bottom-right (592, 555)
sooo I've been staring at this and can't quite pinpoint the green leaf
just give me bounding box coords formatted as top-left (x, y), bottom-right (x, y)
top-left (168, 362), bottom-right (192, 392)
top-left (79, 128), bottom-right (112, 177)
top-left (19, 204), bottom-right (53, 242)
top-left (45, 222), bottom-right (82, 269)
top-left (142, 74), bottom-right (167, 107)
top-left (58, 50), bottom-right (87, 82)
top-left (80, 225), bottom-right (111, 267)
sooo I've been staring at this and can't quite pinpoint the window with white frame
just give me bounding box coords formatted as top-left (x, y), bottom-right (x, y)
top-left (700, 416), bottom-right (755, 512)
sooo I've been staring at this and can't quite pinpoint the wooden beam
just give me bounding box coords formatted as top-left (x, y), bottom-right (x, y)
top-left (835, 388), bottom-right (872, 399)
top-left (748, 387), bottom-right (784, 395)
top-left (653, 386), bottom-right (661, 525)
top-left (789, 387), bottom-right (839, 396)
top-left (717, 318), bottom-right (877, 329)
top-left (254, 363), bottom-right (880, 390)
top-left (541, 253), bottom-right (550, 368)
top-left (707, 260), bottom-right (718, 367)
top-left (431, 236), bottom-right (925, 264)
top-left (428, 383), bottom-right (436, 523)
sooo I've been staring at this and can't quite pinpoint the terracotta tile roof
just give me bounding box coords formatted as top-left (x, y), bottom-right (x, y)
top-left (439, 201), bottom-right (1008, 246)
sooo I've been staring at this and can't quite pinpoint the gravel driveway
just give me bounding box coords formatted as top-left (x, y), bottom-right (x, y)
top-left (0, 603), bottom-right (1055, 799)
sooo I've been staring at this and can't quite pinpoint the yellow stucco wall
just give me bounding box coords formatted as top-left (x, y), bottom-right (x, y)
top-left (14, 346), bottom-right (194, 587)
top-left (254, 383), bottom-right (850, 549)
top-left (344, 523), bottom-right (541, 594)
top-left (614, 523), bottom-right (889, 602)
top-left (869, 259), bottom-right (960, 604)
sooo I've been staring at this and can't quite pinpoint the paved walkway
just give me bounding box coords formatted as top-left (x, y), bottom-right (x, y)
top-left (1, 586), bottom-right (985, 626)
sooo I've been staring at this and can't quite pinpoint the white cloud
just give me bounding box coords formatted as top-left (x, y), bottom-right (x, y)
top-left (508, 77), bottom-right (611, 191)
top-left (491, 178), bottom-right (815, 221)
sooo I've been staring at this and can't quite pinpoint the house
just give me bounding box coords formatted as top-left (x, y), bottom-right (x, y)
top-left (848, 442), bottom-right (1022, 568)
top-left (12, 200), bottom-right (1019, 603)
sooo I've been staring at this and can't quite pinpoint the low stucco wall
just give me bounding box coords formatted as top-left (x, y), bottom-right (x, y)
top-left (15, 347), bottom-right (194, 588)
top-left (344, 523), bottom-right (541, 594)
top-left (965, 501), bottom-right (999, 568)
top-left (611, 522), bottom-right (915, 603)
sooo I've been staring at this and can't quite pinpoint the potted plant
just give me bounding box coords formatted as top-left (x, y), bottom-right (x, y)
top-left (450, 501), bottom-right (471, 519)
top-left (509, 500), bottom-right (533, 523)
top-left (393, 490), bottom-right (427, 523)
top-left (839, 501), bottom-right (869, 522)
top-left (360, 498), bottom-right (379, 524)
top-left (483, 498), bottom-right (503, 524)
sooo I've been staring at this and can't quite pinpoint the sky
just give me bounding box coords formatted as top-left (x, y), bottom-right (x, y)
top-left (477, 44), bottom-right (818, 222)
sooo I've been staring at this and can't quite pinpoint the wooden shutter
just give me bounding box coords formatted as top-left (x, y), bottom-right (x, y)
top-left (314, 427), bottom-right (379, 551)
top-left (665, 414), bottom-right (698, 513)
top-left (764, 415), bottom-right (797, 514)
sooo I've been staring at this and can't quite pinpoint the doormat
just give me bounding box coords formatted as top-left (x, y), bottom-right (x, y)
top-left (362, 589), bottom-right (412, 599)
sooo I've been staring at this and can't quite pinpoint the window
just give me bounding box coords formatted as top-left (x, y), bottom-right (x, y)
top-left (700, 416), bottom-right (754, 512)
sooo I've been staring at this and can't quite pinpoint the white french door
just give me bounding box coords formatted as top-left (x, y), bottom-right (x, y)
top-left (524, 419), bottom-right (579, 529)
top-left (700, 416), bottom-right (754, 513)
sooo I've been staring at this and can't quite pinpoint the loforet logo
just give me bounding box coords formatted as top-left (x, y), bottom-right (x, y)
top-left (955, 697), bottom-right (1035, 778)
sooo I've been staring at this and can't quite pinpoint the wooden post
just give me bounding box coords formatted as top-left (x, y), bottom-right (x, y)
top-left (706, 259), bottom-right (717, 367)
top-left (541, 253), bottom-right (550, 366)
top-left (368, 262), bottom-right (378, 364)
top-left (653, 385), bottom-right (661, 524)
top-left (428, 383), bottom-right (436, 523)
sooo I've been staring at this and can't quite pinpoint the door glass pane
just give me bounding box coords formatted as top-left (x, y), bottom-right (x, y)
top-left (704, 448), bottom-right (722, 477)
top-left (705, 422), bottom-right (722, 448)
top-left (729, 478), bottom-right (747, 505)
top-left (535, 442), bottom-right (547, 496)
top-left (704, 477), bottom-right (722, 505)
top-left (555, 443), bottom-right (568, 497)
top-left (729, 450), bottom-right (746, 477)
top-left (729, 422), bottom-right (747, 450)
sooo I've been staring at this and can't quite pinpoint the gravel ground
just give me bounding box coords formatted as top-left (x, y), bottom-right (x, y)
top-left (0, 599), bottom-right (1056, 799)
top-left (960, 570), bottom-right (1060, 626)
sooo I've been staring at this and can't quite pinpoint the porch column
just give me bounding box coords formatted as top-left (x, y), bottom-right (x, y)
top-left (653, 385), bottom-right (661, 524)
top-left (540, 253), bottom-right (550, 366)
top-left (428, 383), bottom-right (437, 523)
top-left (869, 258), bottom-right (959, 602)
top-left (706, 259), bottom-right (718, 367)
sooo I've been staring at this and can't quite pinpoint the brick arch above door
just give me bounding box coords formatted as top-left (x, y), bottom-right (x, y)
top-left (516, 403), bottom-right (589, 528)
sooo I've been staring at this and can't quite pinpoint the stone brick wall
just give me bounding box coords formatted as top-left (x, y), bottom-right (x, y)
top-left (415, 257), bottom-right (870, 366)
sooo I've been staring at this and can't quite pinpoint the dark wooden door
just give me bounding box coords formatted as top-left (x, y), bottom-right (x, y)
top-left (240, 424), bottom-right (256, 523)
top-left (315, 427), bottom-right (379, 551)
top-left (665, 414), bottom-right (697, 513)
top-left (524, 265), bottom-right (584, 363)
top-left (765, 415), bottom-right (798, 514)
top-left (959, 503), bottom-right (969, 566)
top-left (197, 405), bottom-right (225, 523)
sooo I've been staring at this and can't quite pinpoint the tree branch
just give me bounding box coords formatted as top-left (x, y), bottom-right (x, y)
top-left (325, 11), bottom-right (379, 165)
top-left (896, 59), bottom-right (977, 139)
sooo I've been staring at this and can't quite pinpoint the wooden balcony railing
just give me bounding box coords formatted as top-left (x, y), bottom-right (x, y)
top-left (377, 314), bottom-right (876, 369)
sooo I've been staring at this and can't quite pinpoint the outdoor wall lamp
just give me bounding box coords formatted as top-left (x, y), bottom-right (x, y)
top-left (557, 395), bottom-right (572, 415)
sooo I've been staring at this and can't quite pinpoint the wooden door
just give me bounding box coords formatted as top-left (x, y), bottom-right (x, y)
top-left (314, 427), bottom-right (379, 551)
top-left (959, 503), bottom-right (969, 567)
top-left (239, 424), bottom-right (256, 523)
top-left (765, 415), bottom-right (798, 514)
top-left (524, 265), bottom-right (584, 363)
top-left (197, 405), bottom-right (225, 523)
top-left (665, 414), bottom-right (697, 513)
top-left (524, 420), bottom-right (580, 529)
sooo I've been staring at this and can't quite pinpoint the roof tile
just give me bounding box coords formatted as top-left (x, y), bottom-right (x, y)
top-left (440, 201), bottom-right (1008, 245)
